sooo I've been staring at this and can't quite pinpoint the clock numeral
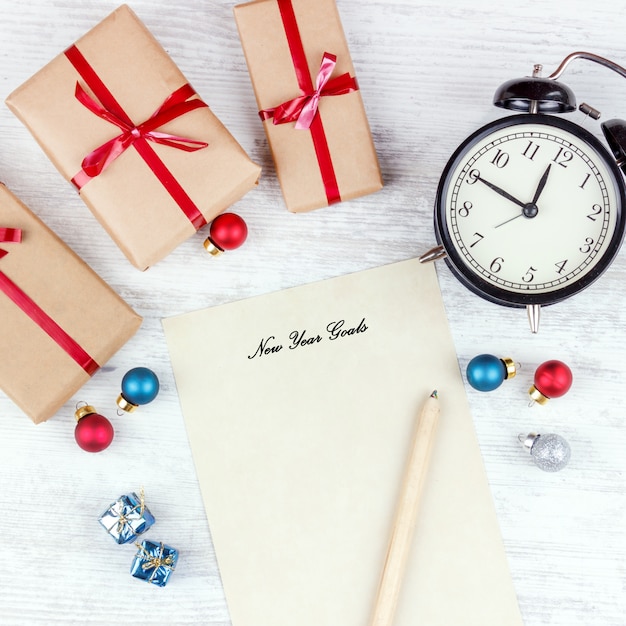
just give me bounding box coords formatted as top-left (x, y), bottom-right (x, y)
top-left (580, 237), bottom-right (595, 254)
top-left (555, 259), bottom-right (568, 274)
top-left (552, 146), bottom-right (573, 168)
top-left (466, 169), bottom-right (480, 185)
top-left (522, 266), bottom-right (537, 283)
top-left (522, 140), bottom-right (540, 161)
top-left (587, 204), bottom-right (602, 221)
top-left (469, 232), bottom-right (484, 248)
top-left (489, 257), bottom-right (504, 273)
top-left (580, 173), bottom-right (591, 189)
top-left (458, 200), bottom-right (473, 217)
top-left (490, 149), bottom-right (509, 168)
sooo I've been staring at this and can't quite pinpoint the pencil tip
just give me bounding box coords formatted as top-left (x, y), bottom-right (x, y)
top-left (430, 390), bottom-right (438, 398)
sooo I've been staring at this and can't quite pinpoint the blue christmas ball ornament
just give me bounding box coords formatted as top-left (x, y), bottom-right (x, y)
top-left (466, 354), bottom-right (517, 392)
top-left (117, 367), bottom-right (160, 412)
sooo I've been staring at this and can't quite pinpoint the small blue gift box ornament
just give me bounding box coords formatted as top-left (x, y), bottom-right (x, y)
top-left (99, 490), bottom-right (155, 544)
top-left (131, 540), bottom-right (178, 587)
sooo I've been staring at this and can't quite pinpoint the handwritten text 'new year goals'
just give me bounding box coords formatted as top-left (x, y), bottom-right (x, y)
top-left (248, 318), bottom-right (368, 360)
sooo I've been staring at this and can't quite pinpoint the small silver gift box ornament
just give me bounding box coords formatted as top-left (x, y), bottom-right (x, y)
top-left (99, 489), bottom-right (155, 544)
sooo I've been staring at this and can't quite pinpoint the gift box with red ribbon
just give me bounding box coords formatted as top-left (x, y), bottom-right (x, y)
top-left (234, 0), bottom-right (383, 212)
top-left (0, 184), bottom-right (142, 423)
top-left (6, 4), bottom-right (261, 270)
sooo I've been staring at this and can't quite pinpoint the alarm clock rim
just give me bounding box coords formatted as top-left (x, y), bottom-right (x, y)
top-left (434, 113), bottom-right (626, 308)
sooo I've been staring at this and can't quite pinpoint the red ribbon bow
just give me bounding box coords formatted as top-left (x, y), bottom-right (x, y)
top-left (65, 44), bottom-right (208, 230)
top-left (259, 52), bottom-right (358, 129)
top-left (0, 226), bottom-right (99, 375)
top-left (72, 82), bottom-right (208, 185)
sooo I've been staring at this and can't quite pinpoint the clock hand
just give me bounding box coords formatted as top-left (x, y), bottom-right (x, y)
top-left (494, 213), bottom-right (524, 228)
top-left (494, 164), bottom-right (552, 228)
top-left (531, 164), bottom-right (551, 205)
top-left (476, 176), bottom-right (526, 208)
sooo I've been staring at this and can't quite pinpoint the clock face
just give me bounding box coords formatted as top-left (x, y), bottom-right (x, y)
top-left (435, 114), bottom-right (626, 307)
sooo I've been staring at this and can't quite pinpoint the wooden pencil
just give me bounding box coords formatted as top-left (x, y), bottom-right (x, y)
top-left (370, 390), bottom-right (441, 626)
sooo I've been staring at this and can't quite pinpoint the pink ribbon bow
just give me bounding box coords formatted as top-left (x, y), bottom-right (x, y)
top-left (259, 52), bottom-right (359, 130)
top-left (72, 82), bottom-right (209, 185)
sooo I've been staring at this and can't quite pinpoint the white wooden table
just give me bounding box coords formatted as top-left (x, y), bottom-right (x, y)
top-left (1, 1), bottom-right (625, 624)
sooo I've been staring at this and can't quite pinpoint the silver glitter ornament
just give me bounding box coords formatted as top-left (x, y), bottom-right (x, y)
top-left (518, 432), bottom-right (571, 472)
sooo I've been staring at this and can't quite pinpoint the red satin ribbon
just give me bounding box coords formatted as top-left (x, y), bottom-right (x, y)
top-left (0, 228), bottom-right (99, 376)
top-left (263, 0), bottom-right (360, 205)
top-left (259, 53), bottom-right (358, 130)
top-left (0, 228), bottom-right (22, 244)
top-left (65, 44), bottom-right (208, 230)
top-left (74, 82), bottom-right (208, 179)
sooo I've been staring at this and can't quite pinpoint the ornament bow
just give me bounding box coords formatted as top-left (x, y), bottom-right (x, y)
top-left (259, 52), bottom-right (359, 130)
top-left (115, 489), bottom-right (145, 535)
top-left (73, 82), bottom-right (209, 180)
top-left (136, 542), bottom-right (176, 582)
top-left (0, 227), bottom-right (22, 258)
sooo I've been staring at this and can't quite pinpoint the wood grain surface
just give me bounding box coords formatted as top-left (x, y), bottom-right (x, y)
top-left (1, 1), bottom-right (625, 624)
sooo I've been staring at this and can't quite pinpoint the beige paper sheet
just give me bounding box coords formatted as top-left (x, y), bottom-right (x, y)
top-left (162, 259), bottom-right (523, 626)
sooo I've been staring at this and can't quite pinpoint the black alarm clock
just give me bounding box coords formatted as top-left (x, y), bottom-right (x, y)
top-left (421, 52), bottom-right (626, 333)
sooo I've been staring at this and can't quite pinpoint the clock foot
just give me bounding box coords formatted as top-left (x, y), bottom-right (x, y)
top-left (527, 304), bottom-right (541, 333)
top-left (419, 245), bottom-right (447, 263)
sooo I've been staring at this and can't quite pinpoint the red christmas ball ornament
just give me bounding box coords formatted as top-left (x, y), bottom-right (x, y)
top-left (528, 360), bottom-right (573, 405)
top-left (204, 212), bottom-right (248, 256)
top-left (74, 404), bottom-right (114, 452)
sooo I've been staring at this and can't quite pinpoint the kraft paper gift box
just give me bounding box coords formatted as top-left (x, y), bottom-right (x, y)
top-left (0, 184), bottom-right (142, 424)
top-left (6, 4), bottom-right (261, 270)
top-left (234, 0), bottom-right (383, 212)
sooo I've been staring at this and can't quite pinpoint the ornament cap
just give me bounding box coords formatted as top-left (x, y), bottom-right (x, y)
top-left (528, 384), bottom-right (549, 405)
top-left (75, 404), bottom-right (97, 422)
top-left (518, 432), bottom-right (539, 451)
top-left (203, 237), bottom-right (224, 256)
top-left (501, 357), bottom-right (517, 380)
top-left (117, 394), bottom-right (138, 413)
